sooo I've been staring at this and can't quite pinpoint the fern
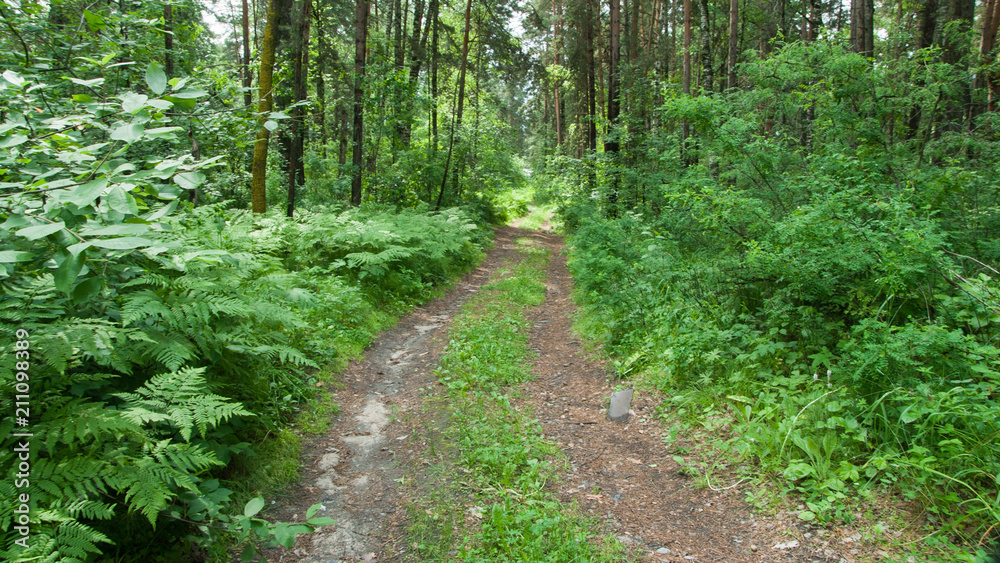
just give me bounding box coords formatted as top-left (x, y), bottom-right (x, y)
top-left (116, 367), bottom-right (254, 441)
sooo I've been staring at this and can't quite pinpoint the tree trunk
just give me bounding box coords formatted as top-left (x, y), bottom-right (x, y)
top-left (727, 0), bottom-right (738, 88)
top-left (906, 0), bottom-right (938, 139)
top-left (242, 0), bottom-right (252, 107)
top-left (554, 0), bottom-right (563, 147)
top-left (250, 0), bottom-right (282, 214)
top-left (431, 4), bottom-right (439, 151)
top-left (606, 0), bottom-right (622, 212)
top-left (587, 0), bottom-right (598, 152)
top-left (941, 0), bottom-right (975, 129)
top-left (849, 0), bottom-right (873, 58)
top-left (164, 4), bottom-right (173, 76)
top-left (979, 0), bottom-right (1000, 111)
top-left (351, 0), bottom-right (370, 207)
top-left (699, 0), bottom-right (712, 92)
top-left (287, 0), bottom-right (311, 218)
top-left (436, 0), bottom-right (473, 209)
top-left (682, 0), bottom-right (691, 158)
top-left (606, 0), bottom-right (621, 153)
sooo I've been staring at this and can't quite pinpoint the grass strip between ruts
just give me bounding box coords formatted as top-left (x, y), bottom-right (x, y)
top-left (405, 238), bottom-right (625, 562)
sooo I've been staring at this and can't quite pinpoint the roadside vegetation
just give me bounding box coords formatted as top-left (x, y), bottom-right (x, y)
top-left (405, 238), bottom-right (625, 562)
top-left (544, 38), bottom-right (1000, 563)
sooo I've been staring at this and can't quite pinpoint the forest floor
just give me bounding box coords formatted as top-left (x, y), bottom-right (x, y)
top-left (262, 222), bottom-right (892, 563)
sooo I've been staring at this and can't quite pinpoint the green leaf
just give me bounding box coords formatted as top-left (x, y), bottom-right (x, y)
top-left (0, 251), bottom-right (33, 263)
top-left (0, 134), bottom-right (28, 148)
top-left (83, 224), bottom-right (150, 236)
top-left (106, 185), bottom-right (132, 214)
top-left (67, 179), bottom-right (108, 208)
top-left (83, 9), bottom-right (106, 31)
top-left (163, 96), bottom-right (197, 109)
top-left (72, 277), bottom-right (102, 303)
top-left (54, 250), bottom-right (85, 294)
top-left (306, 503), bottom-right (323, 519)
top-left (244, 497), bottom-right (265, 518)
top-left (167, 89), bottom-right (207, 99)
top-left (798, 510), bottom-right (816, 521)
top-left (240, 545), bottom-right (256, 562)
top-left (146, 200), bottom-right (178, 221)
top-left (89, 237), bottom-right (153, 249)
top-left (306, 517), bottom-right (335, 527)
top-left (72, 94), bottom-right (94, 103)
top-left (783, 462), bottom-right (814, 480)
top-left (67, 241), bottom-right (92, 257)
top-left (147, 99), bottom-right (173, 110)
top-left (17, 221), bottom-right (65, 240)
top-left (263, 120), bottom-right (278, 132)
top-left (145, 126), bottom-right (183, 138)
top-left (2, 69), bottom-right (24, 86)
top-left (146, 63), bottom-right (167, 95)
top-left (174, 172), bottom-right (206, 190)
top-left (122, 93), bottom-right (149, 114)
top-left (69, 77), bottom-right (104, 87)
top-left (111, 123), bottom-right (145, 144)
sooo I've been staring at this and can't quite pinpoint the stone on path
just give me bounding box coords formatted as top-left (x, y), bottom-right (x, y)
top-left (608, 389), bottom-right (634, 423)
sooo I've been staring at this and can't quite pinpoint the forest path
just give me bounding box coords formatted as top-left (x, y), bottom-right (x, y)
top-left (264, 225), bottom-right (853, 563)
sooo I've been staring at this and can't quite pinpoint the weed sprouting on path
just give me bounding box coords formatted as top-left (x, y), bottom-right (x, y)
top-left (405, 237), bottom-right (624, 562)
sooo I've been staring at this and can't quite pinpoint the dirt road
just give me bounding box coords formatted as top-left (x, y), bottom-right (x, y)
top-left (264, 226), bottom-right (868, 562)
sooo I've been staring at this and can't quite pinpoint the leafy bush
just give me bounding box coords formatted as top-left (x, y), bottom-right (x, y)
top-left (561, 37), bottom-right (1000, 546)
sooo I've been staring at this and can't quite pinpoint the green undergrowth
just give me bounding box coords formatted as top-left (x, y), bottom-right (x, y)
top-left (0, 200), bottom-right (489, 560)
top-left (406, 238), bottom-right (625, 562)
top-left (565, 208), bottom-right (1000, 561)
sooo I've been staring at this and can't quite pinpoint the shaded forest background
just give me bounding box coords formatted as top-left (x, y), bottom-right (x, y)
top-left (1, 0), bottom-right (999, 559)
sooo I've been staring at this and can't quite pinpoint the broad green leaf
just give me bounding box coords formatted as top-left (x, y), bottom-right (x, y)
top-left (306, 503), bottom-right (323, 519)
top-left (163, 96), bottom-right (196, 109)
top-left (122, 92), bottom-right (149, 114)
top-left (89, 237), bottom-right (153, 249)
top-left (67, 242), bottom-right (92, 257)
top-left (240, 545), bottom-right (256, 562)
top-left (2, 70), bottom-right (24, 86)
top-left (17, 221), bottom-right (65, 240)
top-left (67, 179), bottom-right (108, 207)
top-left (82, 224), bottom-right (150, 236)
top-left (54, 250), bottom-right (85, 294)
top-left (243, 497), bottom-right (265, 518)
top-left (145, 126), bottom-right (183, 138)
top-left (146, 200), bottom-right (179, 221)
top-left (146, 63), bottom-right (167, 95)
top-left (106, 185), bottom-right (133, 214)
top-left (306, 517), bottom-right (336, 526)
top-left (264, 120), bottom-right (278, 132)
top-left (0, 214), bottom-right (29, 230)
top-left (147, 99), bottom-right (173, 110)
top-left (174, 171), bottom-right (206, 190)
top-left (0, 134), bottom-right (28, 148)
top-left (83, 9), bottom-right (105, 31)
top-left (69, 77), bottom-right (104, 87)
top-left (72, 277), bottom-right (102, 303)
top-left (72, 94), bottom-right (94, 103)
top-left (783, 462), bottom-right (814, 480)
top-left (167, 89), bottom-right (207, 99)
top-left (110, 123), bottom-right (145, 143)
top-left (0, 251), bottom-right (33, 263)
